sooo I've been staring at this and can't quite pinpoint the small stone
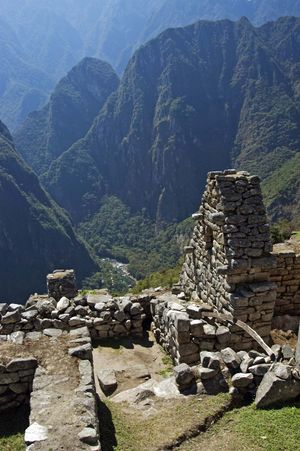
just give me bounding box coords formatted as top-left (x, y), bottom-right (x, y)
top-left (200, 351), bottom-right (221, 370)
top-left (68, 343), bottom-right (92, 360)
top-left (282, 345), bottom-right (294, 360)
top-left (9, 331), bottom-right (25, 344)
top-left (231, 373), bottom-right (253, 388)
top-left (78, 427), bottom-right (98, 445)
top-left (221, 348), bottom-right (241, 373)
top-left (248, 364), bottom-right (271, 376)
top-left (6, 358), bottom-right (37, 372)
top-left (1, 310), bottom-right (21, 324)
top-left (198, 367), bottom-right (218, 380)
top-left (273, 363), bottom-right (292, 380)
top-left (43, 328), bottom-right (63, 338)
top-left (97, 369), bottom-right (117, 396)
top-left (25, 422), bottom-right (48, 444)
top-left (173, 363), bottom-right (195, 388)
top-left (56, 296), bottom-right (70, 312)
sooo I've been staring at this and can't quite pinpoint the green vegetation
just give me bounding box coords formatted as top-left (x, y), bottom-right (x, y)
top-left (0, 434), bottom-right (25, 451)
top-left (99, 393), bottom-right (230, 451)
top-left (78, 196), bottom-right (193, 285)
top-left (180, 401), bottom-right (300, 451)
top-left (41, 16), bottom-right (300, 231)
top-left (262, 152), bottom-right (300, 226)
top-left (157, 351), bottom-right (174, 377)
top-left (0, 120), bottom-right (97, 302)
top-left (270, 220), bottom-right (294, 244)
top-left (131, 261), bottom-right (183, 293)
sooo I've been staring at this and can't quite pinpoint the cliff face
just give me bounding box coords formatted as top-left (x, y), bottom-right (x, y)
top-left (43, 17), bottom-right (300, 225)
top-left (15, 57), bottom-right (119, 174)
top-left (0, 120), bottom-right (97, 302)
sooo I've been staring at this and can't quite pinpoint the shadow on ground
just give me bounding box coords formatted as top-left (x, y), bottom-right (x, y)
top-left (93, 332), bottom-right (154, 350)
top-left (97, 395), bottom-right (117, 451)
top-left (0, 404), bottom-right (29, 437)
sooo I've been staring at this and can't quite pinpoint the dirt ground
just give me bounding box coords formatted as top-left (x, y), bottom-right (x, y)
top-left (0, 335), bottom-right (87, 451)
top-left (93, 332), bottom-right (170, 395)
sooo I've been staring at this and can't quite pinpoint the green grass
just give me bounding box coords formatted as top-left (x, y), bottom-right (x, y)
top-left (180, 401), bottom-right (300, 451)
top-left (157, 352), bottom-right (174, 377)
top-left (0, 434), bottom-right (25, 451)
top-left (99, 393), bottom-right (230, 451)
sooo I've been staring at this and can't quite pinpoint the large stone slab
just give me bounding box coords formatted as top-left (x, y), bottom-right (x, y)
top-left (255, 371), bottom-right (300, 408)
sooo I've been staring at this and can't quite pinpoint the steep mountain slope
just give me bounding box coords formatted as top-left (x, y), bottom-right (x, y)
top-left (1, 0), bottom-right (300, 127)
top-left (0, 18), bottom-right (52, 130)
top-left (15, 57), bottom-right (119, 174)
top-left (43, 17), bottom-right (300, 225)
top-left (0, 120), bottom-right (97, 302)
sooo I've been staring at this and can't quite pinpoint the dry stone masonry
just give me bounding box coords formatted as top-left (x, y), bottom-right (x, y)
top-left (180, 170), bottom-right (279, 349)
top-left (0, 357), bottom-right (37, 412)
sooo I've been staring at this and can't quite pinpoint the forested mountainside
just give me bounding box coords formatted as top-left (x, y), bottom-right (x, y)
top-left (15, 58), bottom-right (119, 174)
top-left (0, 120), bottom-right (97, 302)
top-left (2, 0), bottom-right (300, 129)
top-left (38, 17), bottom-right (300, 228)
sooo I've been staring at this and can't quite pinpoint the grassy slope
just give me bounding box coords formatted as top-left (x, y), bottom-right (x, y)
top-left (180, 402), bottom-right (300, 451)
top-left (100, 393), bottom-right (230, 451)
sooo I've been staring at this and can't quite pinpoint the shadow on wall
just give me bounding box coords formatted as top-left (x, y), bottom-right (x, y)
top-left (0, 404), bottom-right (30, 437)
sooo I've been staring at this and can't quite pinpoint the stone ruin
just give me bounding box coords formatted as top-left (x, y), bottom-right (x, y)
top-left (180, 169), bottom-right (277, 349)
top-left (1, 169), bottom-right (300, 448)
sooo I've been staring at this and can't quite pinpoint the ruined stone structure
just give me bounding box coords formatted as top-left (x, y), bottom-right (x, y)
top-left (271, 248), bottom-right (300, 317)
top-left (47, 269), bottom-right (78, 301)
top-left (180, 170), bottom-right (277, 349)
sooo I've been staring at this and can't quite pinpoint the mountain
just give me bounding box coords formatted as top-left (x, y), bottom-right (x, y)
top-left (41, 17), bottom-right (300, 226)
top-left (0, 120), bottom-right (97, 302)
top-left (0, 18), bottom-right (52, 130)
top-left (15, 57), bottom-right (119, 174)
top-left (1, 0), bottom-right (300, 128)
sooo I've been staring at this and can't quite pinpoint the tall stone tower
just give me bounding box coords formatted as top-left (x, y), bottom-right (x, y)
top-left (180, 170), bottom-right (277, 349)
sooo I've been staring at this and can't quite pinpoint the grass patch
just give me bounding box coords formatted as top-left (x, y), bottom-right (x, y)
top-left (157, 350), bottom-right (174, 378)
top-left (0, 434), bottom-right (25, 451)
top-left (99, 393), bottom-right (230, 451)
top-left (180, 401), bottom-right (300, 451)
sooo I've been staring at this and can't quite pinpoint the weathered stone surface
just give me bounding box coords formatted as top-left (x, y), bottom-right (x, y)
top-left (0, 372), bottom-right (19, 384)
top-left (97, 369), bottom-right (117, 396)
top-left (273, 363), bottom-right (292, 380)
top-left (255, 371), bottom-right (300, 408)
top-left (231, 372), bottom-right (253, 388)
top-left (9, 331), bottom-right (25, 344)
top-left (25, 422), bottom-right (48, 444)
top-left (43, 328), bottom-right (63, 338)
top-left (221, 348), bottom-right (241, 372)
top-left (198, 367), bottom-right (218, 380)
top-left (248, 364), bottom-right (272, 376)
top-left (56, 296), bottom-right (70, 312)
top-left (173, 363), bottom-right (195, 388)
top-left (200, 351), bottom-right (221, 370)
top-left (1, 310), bottom-right (21, 324)
top-left (6, 358), bottom-right (37, 372)
top-left (78, 427), bottom-right (98, 445)
top-left (68, 343), bottom-right (92, 360)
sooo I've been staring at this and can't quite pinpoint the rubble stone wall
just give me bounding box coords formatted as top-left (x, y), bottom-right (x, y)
top-left (0, 357), bottom-right (37, 411)
top-left (180, 170), bottom-right (277, 348)
top-left (0, 291), bottom-right (152, 341)
top-left (151, 294), bottom-right (231, 365)
top-left (271, 250), bottom-right (300, 316)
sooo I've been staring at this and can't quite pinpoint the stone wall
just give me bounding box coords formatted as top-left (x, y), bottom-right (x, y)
top-left (151, 293), bottom-right (231, 365)
top-left (0, 357), bottom-right (37, 411)
top-left (271, 248), bottom-right (300, 316)
top-left (180, 170), bottom-right (277, 348)
top-left (0, 289), bottom-right (153, 343)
